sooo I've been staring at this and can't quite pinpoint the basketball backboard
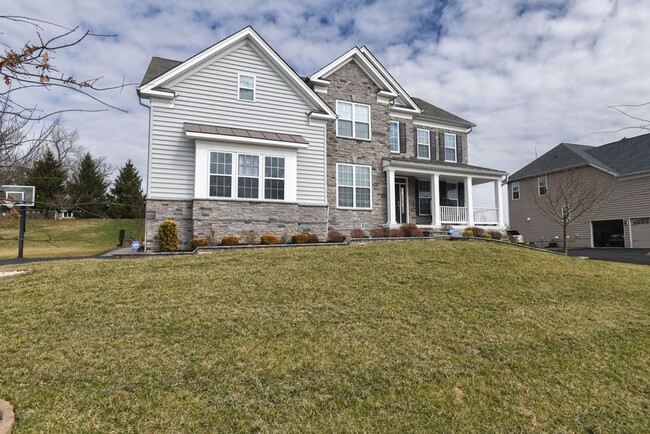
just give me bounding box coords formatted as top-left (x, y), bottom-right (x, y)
top-left (0, 185), bottom-right (35, 207)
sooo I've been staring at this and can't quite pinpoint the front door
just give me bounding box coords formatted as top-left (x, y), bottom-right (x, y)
top-left (395, 178), bottom-right (408, 224)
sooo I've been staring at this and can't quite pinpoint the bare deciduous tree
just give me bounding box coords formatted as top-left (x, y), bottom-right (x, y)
top-left (533, 167), bottom-right (611, 255)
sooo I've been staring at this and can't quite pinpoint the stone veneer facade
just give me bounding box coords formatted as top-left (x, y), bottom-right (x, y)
top-left (146, 199), bottom-right (328, 250)
top-left (318, 60), bottom-right (469, 233)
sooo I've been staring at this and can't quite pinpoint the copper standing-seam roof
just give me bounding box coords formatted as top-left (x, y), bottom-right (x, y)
top-left (184, 122), bottom-right (309, 144)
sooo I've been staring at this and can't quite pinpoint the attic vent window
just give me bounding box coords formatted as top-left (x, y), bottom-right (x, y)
top-left (238, 73), bottom-right (255, 101)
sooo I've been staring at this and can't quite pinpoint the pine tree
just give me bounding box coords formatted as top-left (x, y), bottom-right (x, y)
top-left (26, 149), bottom-right (67, 215)
top-left (67, 152), bottom-right (110, 218)
top-left (109, 160), bottom-right (144, 219)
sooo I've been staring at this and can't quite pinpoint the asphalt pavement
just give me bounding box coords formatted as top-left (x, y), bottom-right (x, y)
top-left (568, 248), bottom-right (650, 266)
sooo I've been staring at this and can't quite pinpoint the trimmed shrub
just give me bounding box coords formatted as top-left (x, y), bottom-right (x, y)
top-left (481, 233), bottom-right (492, 239)
top-left (307, 233), bottom-right (320, 243)
top-left (158, 219), bottom-right (179, 252)
top-left (401, 223), bottom-right (423, 237)
top-left (190, 237), bottom-right (209, 249)
top-left (390, 228), bottom-right (406, 237)
top-left (350, 228), bottom-right (367, 238)
top-left (487, 230), bottom-right (503, 240)
top-left (327, 230), bottom-right (345, 243)
top-left (260, 234), bottom-right (279, 245)
top-left (221, 235), bottom-right (239, 246)
top-left (292, 234), bottom-right (310, 244)
top-left (369, 228), bottom-right (386, 238)
top-left (469, 226), bottom-right (485, 237)
top-left (462, 229), bottom-right (474, 237)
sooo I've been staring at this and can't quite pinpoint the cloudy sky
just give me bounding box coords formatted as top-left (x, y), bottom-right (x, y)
top-left (4, 0), bottom-right (650, 192)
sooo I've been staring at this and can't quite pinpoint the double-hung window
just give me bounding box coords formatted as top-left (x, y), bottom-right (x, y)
top-left (264, 157), bottom-right (285, 200)
top-left (238, 73), bottom-right (255, 101)
top-left (209, 151), bottom-right (285, 201)
top-left (446, 182), bottom-right (458, 206)
top-left (538, 176), bottom-right (547, 196)
top-left (512, 181), bottom-right (520, 200)
top-left (444, 133), bottom-right (457, 162)
top-left (418, 180), bottom-right (431, 215)
top-left (389, 121), bottom-right (399, 153)
top-left (209, 152), bottom-right (233, 197)
top-left (336, 101), bottom-right (370, 140)
top-left (417, 129), bottom-right (430, 159)
top-left (337, 164), bottom-right (371, 209)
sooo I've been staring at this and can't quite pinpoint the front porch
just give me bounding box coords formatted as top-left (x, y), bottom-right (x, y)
top-left (383, 159), bottom-right (506, 230)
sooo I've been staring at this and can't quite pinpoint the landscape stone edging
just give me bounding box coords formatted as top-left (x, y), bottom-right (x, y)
top-left (0, 399), bottom-right (14, 434)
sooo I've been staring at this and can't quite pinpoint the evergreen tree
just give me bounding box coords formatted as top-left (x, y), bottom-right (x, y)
top-left (67, 152), bottom-right (110, 218)
top-left (109, 160), bottom-right (144, 219)
top-left (26, 149), bottom-right (66, 215)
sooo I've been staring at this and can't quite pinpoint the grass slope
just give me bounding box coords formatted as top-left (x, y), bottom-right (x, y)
top-left (1, 241), bottom-right (648, 432)
top-left (0, 218), bottom-right (143, 259)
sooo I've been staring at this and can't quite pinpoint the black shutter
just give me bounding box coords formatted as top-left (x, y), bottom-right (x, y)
top-left (456, 135), bottom-right (463, 163)
top-left (439, 132), bottom-right (445, 161)
top-left (399, 122), bottom-right (406, 153)
top-left (429, 131), bottom-right (435, 160)
top-left (458, 182), bottom-right (465, 207)
top-left (415, 180), bottom-right (420, 215)
top-left (439, 181), bottom-right (447, 206)
top-left (414, 127), bottom-right (418, 157)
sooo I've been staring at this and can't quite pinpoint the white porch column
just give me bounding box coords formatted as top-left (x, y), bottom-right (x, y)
top-left (495, 178), bottom-right (504, 227)
top-left (466, 176), bottom-right (474, 226)
top-left (432, 173), bottom-right (440, 226)
top-left (387, 168), bottom-right (397, 226)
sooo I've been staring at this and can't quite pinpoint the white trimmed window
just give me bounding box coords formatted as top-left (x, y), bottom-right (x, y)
top-left (209, 151), bottom-right (285, 201)
top-left (417, 129), bottom-right (430, 159)
top-left (418, 180), bottom-right (431, 215)
top-left (512, 181), bottom-right (520, 200)
top-left (444, 133), bottom-right (457, 162)
top-left (389, 121), bottom-right (399, 153)
top-left (336, 101), bottom-right (370, 140)
top-left (238, 73), bottom-right (255, 101)
top-left (264, 157), bottom-right (285, 200)
top-left (337, 164), bottom-right (371, 209)
top-left (209, 152), bottom-right (233, 197)
top-left (538, 176), bottom-right (547, 196)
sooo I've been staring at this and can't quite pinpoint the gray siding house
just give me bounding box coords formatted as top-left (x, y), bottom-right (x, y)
top-left (138, 27), bottom-right (506, 250)
top-left (507, 133), bottom-right (650, 248)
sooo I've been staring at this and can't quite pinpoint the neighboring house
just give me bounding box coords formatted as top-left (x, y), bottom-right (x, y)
top-left (507, 133), bottom-right (650, 248)
top-left (137, 27), bottom-right (506, 250)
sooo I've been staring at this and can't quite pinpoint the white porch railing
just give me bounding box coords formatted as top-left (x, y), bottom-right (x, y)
top-left (440, 206), bottom-right (468, 223)
top-left (473, 207), bottom-right (499, 224)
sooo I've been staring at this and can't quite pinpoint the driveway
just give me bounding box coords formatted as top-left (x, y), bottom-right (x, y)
top-left (568, 248), bottom-right (650, 265)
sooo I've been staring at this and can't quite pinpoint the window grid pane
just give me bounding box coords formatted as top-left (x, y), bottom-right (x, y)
top-left (238, 154), bottom-right (259, 176)
top-left (337, 101), bottom-right (353, 120)
top-left (338, 165), bottom-right (354, 186)
top-left (355, 166), bottom-right (371, 187)
top-left (338, 120), bottom-right (353, 137)
top-left (445, 148), bottom-right (456, 161)
top-left (355, 122), bottom-right (370, 139)
top-left (210, 152), bottom-right (232, 175)
top-left (418, 144), bottom-right (430, 158)
top-left (354, 104), bottom-right (369, 123)
top-left (265, 179), bottom-right (285, 200)
top-left (417, 130), bottom-right (430, 145)
top-left (238, 177), bottom-right (259, 198)
top-left (338, 186), bottom-right (354, 207)
top-left (265, 157), bottom-right (285, 179)
top-left (355, 187), bottom-right (370, 208)
top-left (389, 122), bottom-right (399, 152)
top-left (210, 175), bottom-right (232, 197)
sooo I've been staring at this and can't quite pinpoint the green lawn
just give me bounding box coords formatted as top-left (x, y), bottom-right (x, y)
top-left (1, 241), bottom-right (648, 432)
top-left (0, 218), bottom-right (143, 259)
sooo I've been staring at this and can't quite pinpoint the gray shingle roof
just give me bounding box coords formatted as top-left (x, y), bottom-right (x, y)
top-left (184, 122), bottom-right (308, 144)
top-left (140, 57), bottom-right (182, 86)
top-left (509, 132), bottom-right (650, 181)
top-left (411, 97), bottom-right (475, 128)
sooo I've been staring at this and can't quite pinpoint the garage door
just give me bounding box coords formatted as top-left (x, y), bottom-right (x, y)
top-left (631, 217), bottom-right (650, 248)
top-left (592, 219), bottom-right (624, 247)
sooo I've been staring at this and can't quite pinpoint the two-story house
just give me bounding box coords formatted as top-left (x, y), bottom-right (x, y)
top-left (508, 133), bottom-right (650, 248)
top-left (137, 27), bottom-right (506, 250)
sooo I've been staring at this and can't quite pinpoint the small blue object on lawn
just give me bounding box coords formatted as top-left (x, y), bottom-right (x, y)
top-left (448, 227), bottom-right (456, 235)
top-left (131, 241), bottom-right (141, 251)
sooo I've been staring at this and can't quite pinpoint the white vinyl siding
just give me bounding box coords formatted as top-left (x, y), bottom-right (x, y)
top-left (417, 129), bottom-right (430, 159)
top-left (336, 101), bottom-right (371, 140)
top-left (336, 163), bottom-right (371, 209)
top-left (444, 133), bottom-right (457, 162)
top-left (148, 41), bottom-right (327, 204)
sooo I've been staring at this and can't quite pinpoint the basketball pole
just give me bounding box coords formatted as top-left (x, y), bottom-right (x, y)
top-left (18, 206), bottom-right (26, 259)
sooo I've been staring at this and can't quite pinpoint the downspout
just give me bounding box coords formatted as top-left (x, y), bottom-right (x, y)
top-left (138, 96), bottom-right (151, 253)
